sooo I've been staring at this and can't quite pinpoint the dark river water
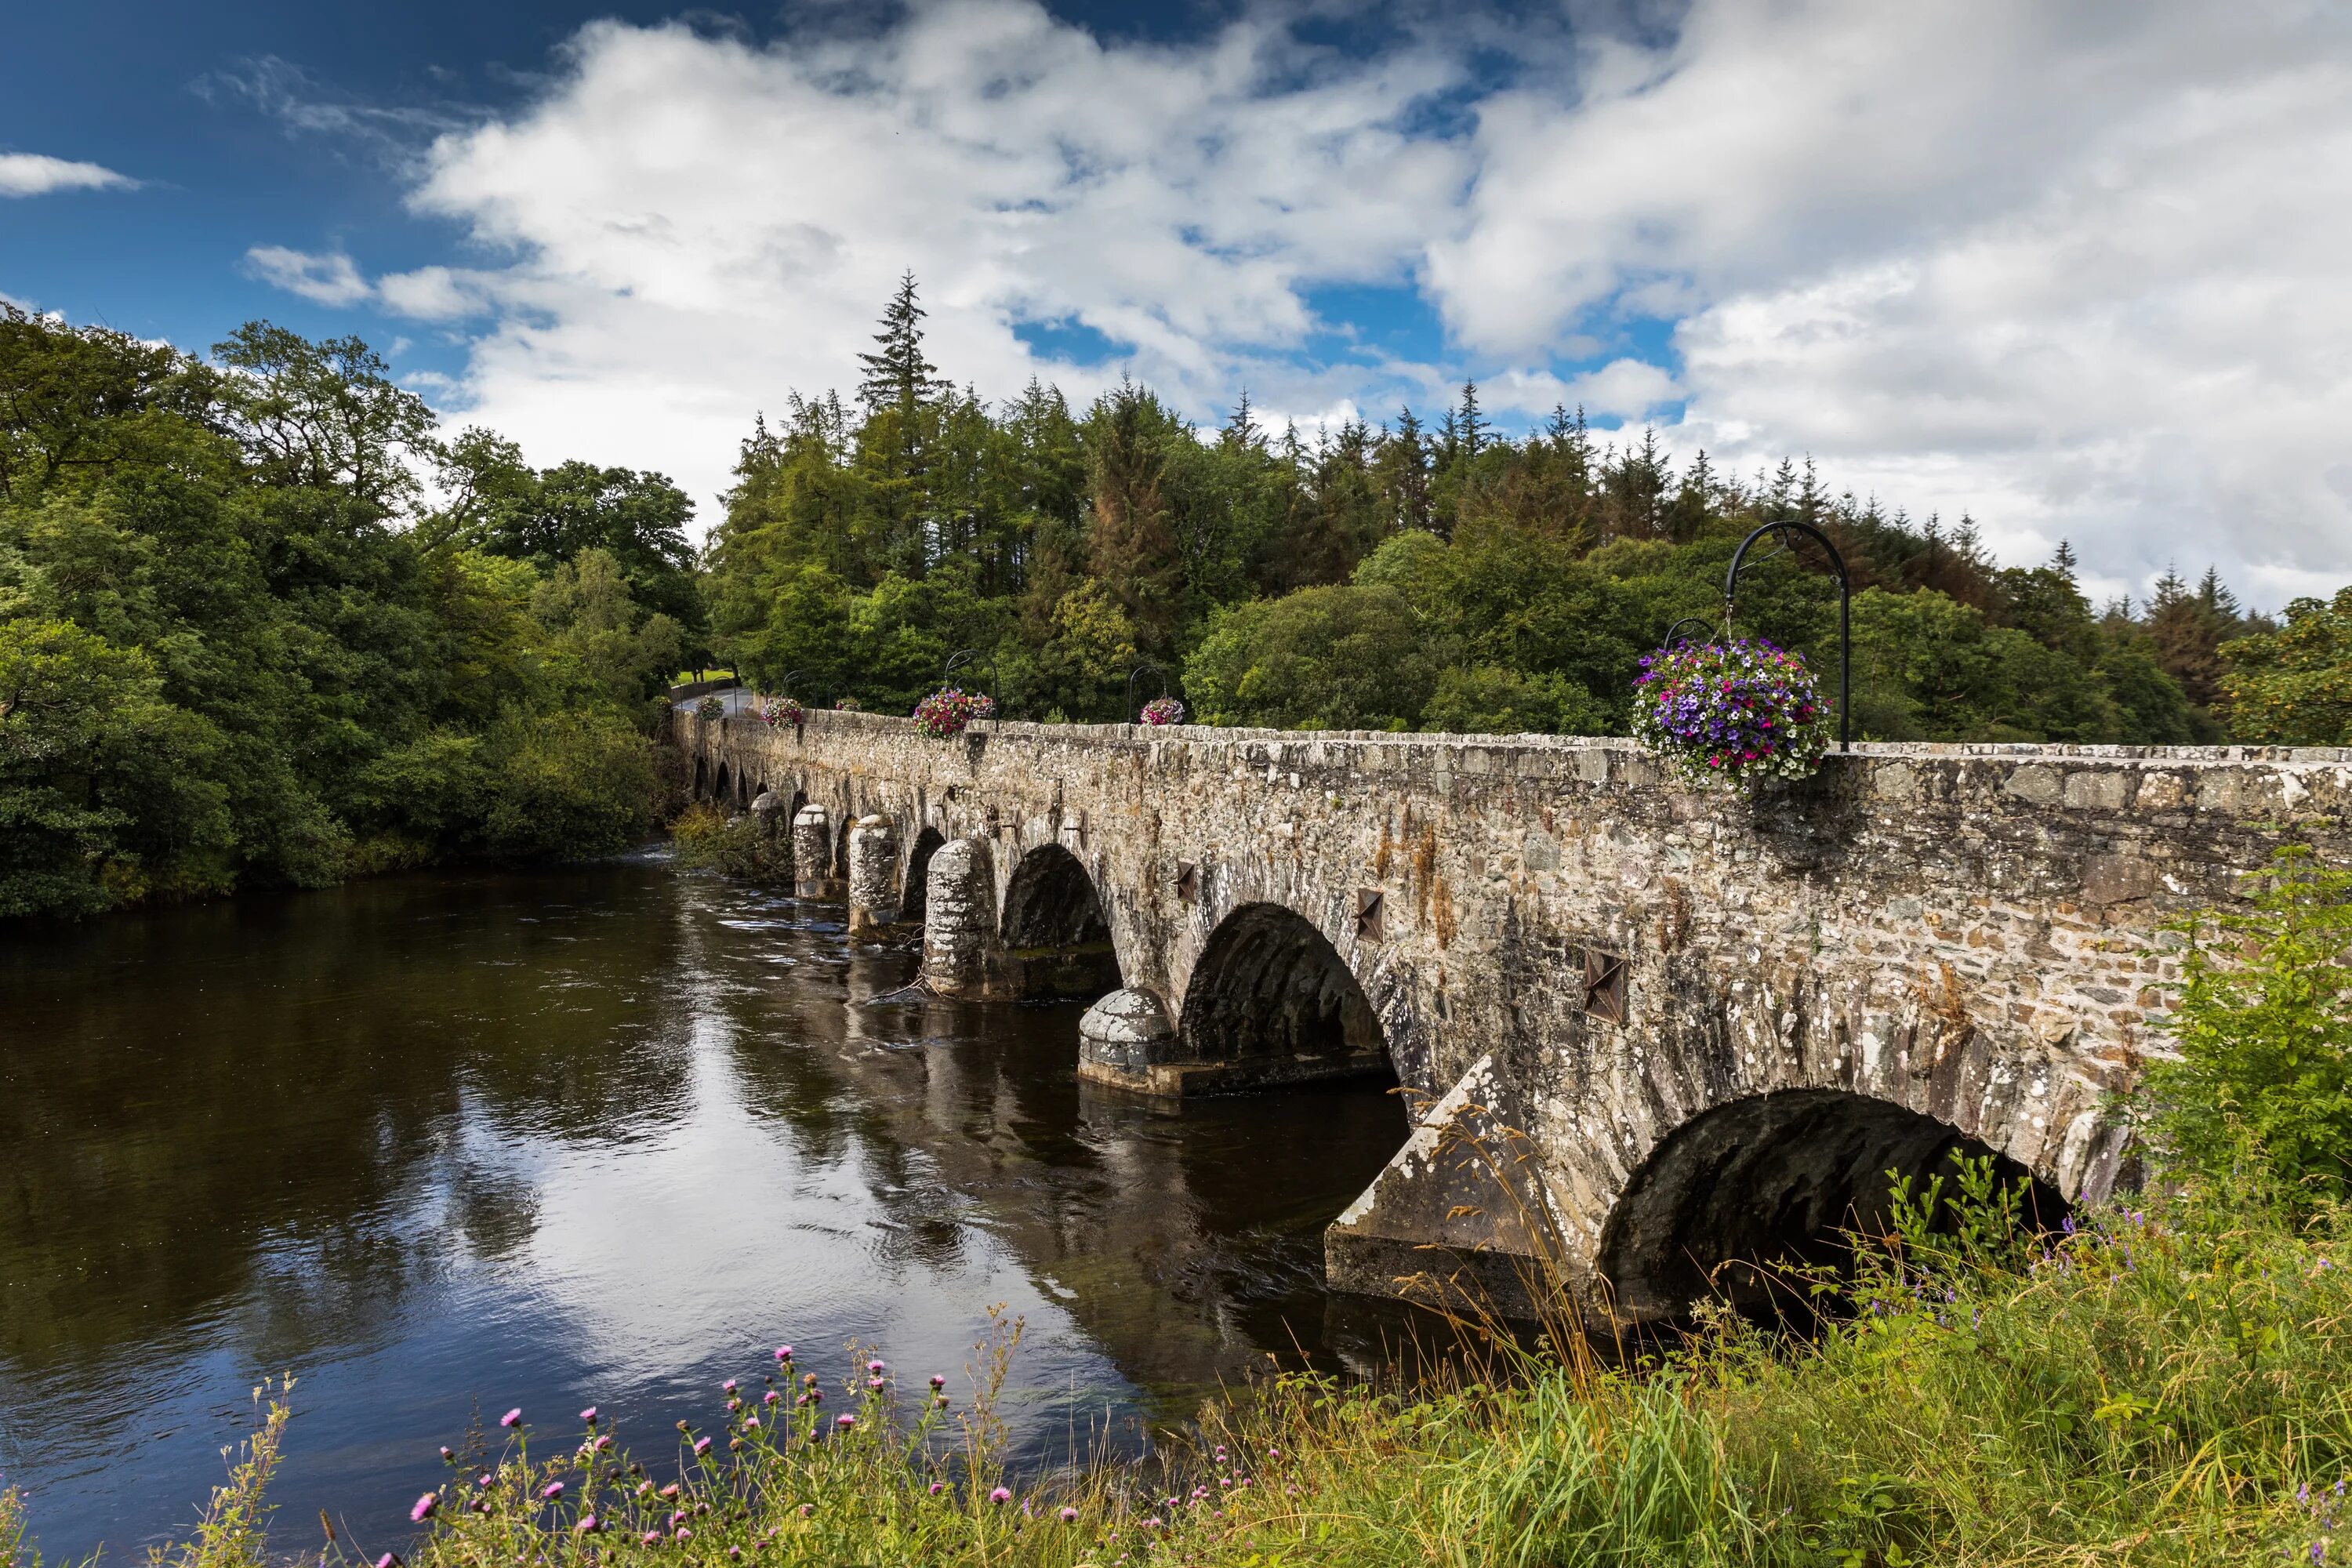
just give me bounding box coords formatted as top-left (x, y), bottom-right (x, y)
top-left (0, 856), bottom-right (1412, 1560)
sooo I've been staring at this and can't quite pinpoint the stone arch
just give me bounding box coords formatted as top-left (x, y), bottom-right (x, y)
top-left (1595, 1088), bottom-right (2070, 1323)
top-left (691, 753), bottom-right (708, 800)
top-left (901, 826), bottom-right (946, 926)
top-left (1174, 902), bottom-right (1391, 1085)
top-left (997, 843), bottom-right (1120, 1000)
top-left (713, 761), bottom-right (733, 807)
top-left (833, 814), bottom-right (854, 878)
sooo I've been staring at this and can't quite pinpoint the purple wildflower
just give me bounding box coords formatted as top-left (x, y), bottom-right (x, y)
top-left (500, 1408), bottom-right (523, 1428)
top-left (411, 1493), bottom-right (438, 1523)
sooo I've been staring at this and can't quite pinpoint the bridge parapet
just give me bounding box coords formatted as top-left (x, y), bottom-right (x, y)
top-left (677, 707), bottom-right (2352, 1317)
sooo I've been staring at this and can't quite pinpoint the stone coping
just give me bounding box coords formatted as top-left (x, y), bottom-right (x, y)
top-left (711, 704), bottom-right (2352, 767)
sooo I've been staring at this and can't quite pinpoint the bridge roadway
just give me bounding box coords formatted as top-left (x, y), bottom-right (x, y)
top-left (680, 707), bottom-right (2352, 1321)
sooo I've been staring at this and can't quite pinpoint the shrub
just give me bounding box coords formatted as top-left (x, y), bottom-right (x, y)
top-left (2143, 844), bottom-right (2352, 1207)
top-left (479, 710), bottom-right (660, 861)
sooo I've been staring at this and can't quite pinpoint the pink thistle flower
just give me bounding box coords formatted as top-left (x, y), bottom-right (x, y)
top-left (575, 1516), bottom-right (601, 1535)
top-left (866, 1359), bottom-right (885, 1374)
top-left (660, 1483), bottom-right (681, 1499)
top-left (1060, 1507), bottom-right (1080, 1523)
top-left (500, 1408), bottom-right (522, 1428)
top-left (477, 1472), bottom-right (492, 1488)
top-left (836, 1414), bottom-right (856, 1428)
top-left (594, 1435), bottom-right (613, 1451)
top-left (764, 1390), bottom-right (780, 1405)
top-left (929, 1482), bottom-right (945, 1496)
top-left (775, 1345), bottom-right (793, 1360)
top-left (867, 1377), bottom-right (884, 1390)
top-left (989, 1487), bottom-right (1012, 1504)
top-left (641, 1531), bottom-right (663, 1546)
top-left (929, 1375), bottom-right (946, 1389)
top-left (541, 1482), bottom-right (564, 1500)
top-left (579, 1406), bottom-right (597, 1424)
top-left (723, 1379), bottom-right (739, 1394)
top-left (674, 1529), bottom-right (692, 1542)
top-left (693, 1437), bottom-right (713, 1456)
top-left (439, 1446), bottom-right (454, 1461)
top-left (743, 1415), bottom-right (760, 1430)
top-left (411, 1493), bottom-right (439, 1523)
top-left (377, 1555), bottom-right (401, 1568)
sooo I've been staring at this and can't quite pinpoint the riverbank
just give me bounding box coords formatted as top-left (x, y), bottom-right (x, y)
top-left (18, 1167), bottom-right (2342, 1568)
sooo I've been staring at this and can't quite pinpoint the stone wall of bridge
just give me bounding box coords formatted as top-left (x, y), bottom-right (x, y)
top-left (677, 708), bottom-right (2352, 1319)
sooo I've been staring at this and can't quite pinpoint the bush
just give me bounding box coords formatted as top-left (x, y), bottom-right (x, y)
top-left (479, 710), bottom-right (660, 861)
top-left (2143, 844), bottom-right (2352, 1208)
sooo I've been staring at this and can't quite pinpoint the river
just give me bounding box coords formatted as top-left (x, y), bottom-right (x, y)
top-left (0, 855), bottom-right (1411, 1559)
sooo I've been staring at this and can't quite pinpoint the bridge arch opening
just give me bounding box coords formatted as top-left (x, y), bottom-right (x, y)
top-left (1595, 1088), bottom-right (2069, 1324)
top-left (1178, 903), bottom-right (1388, 1078)
top-left (998, 844), bottom-right (1119, 999)
top-left (713, 762), bottom-right (733, 808)
top-left (691, 753), bottom-right (708, 800)
top-left (901, 827), bottom-right (946, 925)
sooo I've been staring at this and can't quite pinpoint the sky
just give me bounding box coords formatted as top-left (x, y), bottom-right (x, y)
top-left (5, 0), bottom-right (2350, 608)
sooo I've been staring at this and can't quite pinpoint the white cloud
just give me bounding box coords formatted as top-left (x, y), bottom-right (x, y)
top-left (1426, 0), bottom-right (2352, 597)
top-left (243, 245), bottom-right (373, 306)
top-left (240, 0), bottom-right (2352, 597)
top-left (0, 152), bottom-right (136, 198)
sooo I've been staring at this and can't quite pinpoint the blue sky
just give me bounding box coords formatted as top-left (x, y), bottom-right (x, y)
top-left (6, 1), bottom-right (2350, 604)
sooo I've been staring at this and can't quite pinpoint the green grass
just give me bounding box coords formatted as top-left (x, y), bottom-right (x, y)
top-left (11, 1174), bottom-right (2347, 1568)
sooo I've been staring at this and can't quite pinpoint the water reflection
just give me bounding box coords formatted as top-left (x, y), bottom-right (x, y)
top-left (0, 858), bottom-right (1410, 1559)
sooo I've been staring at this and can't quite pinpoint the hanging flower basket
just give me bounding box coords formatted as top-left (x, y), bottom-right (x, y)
top-left (759, 697), bottom-right (805, 730)
top-left (695, 695), bottom-right (727, 721)
top-left (913, 687), bottom-right (985, 740)
top-left (970, 693), bottom-right (998, 721)
top-left (1139, 696), bottom-right (1185, 727)
top-left (833, 697), bottom-right (862, 712)
top-left (1632, 637), bottom-right (1830, 788)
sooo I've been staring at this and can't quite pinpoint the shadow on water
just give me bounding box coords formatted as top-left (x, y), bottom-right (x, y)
top-left (0, 857), bottom-right (1414, 1558)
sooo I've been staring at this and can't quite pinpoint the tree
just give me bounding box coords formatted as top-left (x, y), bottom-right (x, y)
top-left (2222, 587), bottom-right (2352, 744)
top-left (1084, 384), bottom-right (1182, 650)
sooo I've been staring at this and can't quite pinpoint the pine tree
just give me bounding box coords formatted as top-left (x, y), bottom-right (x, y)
top-left (1376, 406), bottom-right (1433, 533)
top-left (1456, 380), bottom-right (1489, 459)
top-left (1221, 390), bottom-right (1264, 452)
top-left (856, 272), bottom-right (946, 419)
top-left (1086, 383), bottom-right (1181, 651)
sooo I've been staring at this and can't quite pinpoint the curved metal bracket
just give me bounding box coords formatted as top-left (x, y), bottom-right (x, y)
top-left (1724, 521), bottom-right (1851, 751)
top-left (943, 648), bottom-right (997, 721)
top-left (1660, 616), bottom-right (1719, 651)
top-left (1124, 661), bottom-right (1169, 717)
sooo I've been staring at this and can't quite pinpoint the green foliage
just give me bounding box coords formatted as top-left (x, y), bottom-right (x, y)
top-left (703, 281), bottom-right (2226, 738)
top-left (0, 304), bottom-right (674, 918)
top-left (1185, 584), bottom-right (1441, 730)
top-left (2223, 586), bottom-right (2352, 744)
top-left (2144, 846), bottom-right (2352, 1207)
top-left (477, 709), bottom-right (660, 862)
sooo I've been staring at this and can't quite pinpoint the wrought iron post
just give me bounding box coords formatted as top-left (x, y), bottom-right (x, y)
top-left (1724, 521), bottom-right (1851, 751)
top-left (1124, 661), bottom-right (1168, 719)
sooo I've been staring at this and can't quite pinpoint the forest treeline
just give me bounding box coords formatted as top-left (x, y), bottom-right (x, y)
top-left (709, 278), bottom-right (2330, 744)
top-left (0, 305), bottom-right (702, 917)
top-left (10, 281), bottom-right (2352, 918)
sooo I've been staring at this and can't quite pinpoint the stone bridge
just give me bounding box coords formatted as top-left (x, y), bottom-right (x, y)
top-left (677, 708), bottom-right (2352, 1321)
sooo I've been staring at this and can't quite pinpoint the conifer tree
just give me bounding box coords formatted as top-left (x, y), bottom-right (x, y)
top-left (856, 272), bottom-right (946, 419)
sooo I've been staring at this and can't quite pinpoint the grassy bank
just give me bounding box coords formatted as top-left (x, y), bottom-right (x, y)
top-left (9, 1174), bottom-right (2343, 1568)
